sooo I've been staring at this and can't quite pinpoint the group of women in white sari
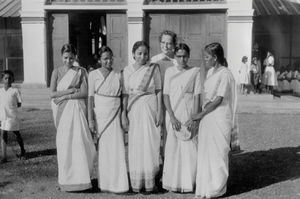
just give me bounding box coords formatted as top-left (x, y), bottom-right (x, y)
top-left (50, 38), bottom-right (238, 198)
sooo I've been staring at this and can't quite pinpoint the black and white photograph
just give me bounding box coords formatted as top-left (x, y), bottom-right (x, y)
top-left (0, 0), bottom-right (299, 198)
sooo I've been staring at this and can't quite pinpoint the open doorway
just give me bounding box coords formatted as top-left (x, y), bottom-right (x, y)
top-left (69, 13), bottom-right (107, 70)
top-left (47, 11), bottom-right (127, 85)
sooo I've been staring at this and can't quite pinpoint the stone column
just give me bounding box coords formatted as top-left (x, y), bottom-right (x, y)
top-left (20, 0), bottom-right (47, 86)
top-left (127, 0), bottom-right (144, 65)
top-left (227, 0), bottom-right (254, 82)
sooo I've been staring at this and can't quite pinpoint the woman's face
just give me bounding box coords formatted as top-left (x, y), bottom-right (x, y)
top-left (133, 45), bottom-right (149, 66)
top-left (204, 51), bottom-right (216, 70)
top-left (160, 34), bottom-right (175, 57)
top-left (62, 52), bottom-right (75, 68)
top-left (175, 49), bottom-right (189, 68)
top-left (100, 51), bottom-right (113, 70)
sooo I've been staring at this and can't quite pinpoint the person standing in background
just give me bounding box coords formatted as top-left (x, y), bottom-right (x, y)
top-left (239, 56), bottom-right (249, 95)
top-left (151, 30), bottom-right (177, 162)
top-left (262, 51), bottom-right (278, 94)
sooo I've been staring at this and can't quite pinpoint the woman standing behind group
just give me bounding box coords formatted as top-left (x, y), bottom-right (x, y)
top-left (162, 43), bottom-right (201, 192)
top-left (87, 46), bottom-right (129, 193)
top-left (190, 43), bottom-right (237, 198)
top-left (122, 41), bottom-right (163, 192)
top-left (50, 44), bottom-right (96, 191)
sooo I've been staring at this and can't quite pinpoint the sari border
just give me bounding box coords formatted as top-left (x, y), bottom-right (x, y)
top-left (163, 185), bottom-right (194, 193)
top-left (59, 182), bottom-right (92, 192)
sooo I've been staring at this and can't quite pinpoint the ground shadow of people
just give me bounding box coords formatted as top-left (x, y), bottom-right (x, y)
top-left (224, 146), bottom-right (300, 197)
top-left (25, 149), bottom-right (56, 159)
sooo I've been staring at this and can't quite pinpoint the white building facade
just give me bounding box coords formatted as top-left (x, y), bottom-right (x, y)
top-left (20, 0), bottom-right (253, 86)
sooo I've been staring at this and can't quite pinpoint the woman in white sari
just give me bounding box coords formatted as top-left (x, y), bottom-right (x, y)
top-left (122, 41), bottom-right (163, 192)
top-left (87, 46), bottom-right (129, 193)
top-left (162, 43), bottom-right (201, 192)
top-left (190, 43), bottom-right (237, 198)
top-left (50, 44), bottom-right (96, 191)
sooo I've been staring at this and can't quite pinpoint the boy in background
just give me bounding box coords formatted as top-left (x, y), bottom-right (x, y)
top-left (0, 70), bottom-right (25, 163)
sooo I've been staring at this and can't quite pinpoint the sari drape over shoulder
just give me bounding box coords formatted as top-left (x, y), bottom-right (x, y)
top-left (162, 66), bottom-right (201, 192)
top-left (88, 69), bottom-right (129, 193)
top-left (51, 67), bottom-right (96, 191)
top-left (123, 63), bottom-right (161, 192)
top-left (195, 67), bottom-right (237, 198)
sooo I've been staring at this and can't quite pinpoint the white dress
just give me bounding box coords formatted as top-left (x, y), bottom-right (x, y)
top-left (162, 66), bottom-right (201, 192)
top-left (0, 87), bottom-right (22, 131)
top-left (88, 69), bottom-right (129, 193)
top-left (239, 62), bottom-right (249, 84)
top-left (263, 56), bottom-right (278, 86)
top-left (123, 63), bottom-right (161, 192)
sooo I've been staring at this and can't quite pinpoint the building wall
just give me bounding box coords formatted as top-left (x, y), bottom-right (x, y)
top-left (20, 0), bottom-right (253, 86)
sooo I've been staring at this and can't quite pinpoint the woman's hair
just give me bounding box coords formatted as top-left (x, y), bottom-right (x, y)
top-left (174, 43), bottom-right (190, 57)
top-left (132, 41), bottom-right (149, 54)
top-left (159, 30), bottom-right (177, 45)
top-left (98, 46), bottom-right (113, 58)
top-left (242, 56), bottom-right (248, 62)
top-left (1, 70), bottom-right (14, 79)
top-left (204, 42), bottom-right (228, 67)
top-left (61, 43), bottom-right (77, 55)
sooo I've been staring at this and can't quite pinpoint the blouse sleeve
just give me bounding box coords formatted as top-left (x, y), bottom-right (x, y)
top-left (217, 71), bottom-right (230, 97)
top-left (88, 71), bottom-right (95, 97)
top-left (194, 70), bottom-right (202, 95)
top-left (153, 64), bottom-right (162, 90)
top-left (163, 68), bottom-right (171, 95)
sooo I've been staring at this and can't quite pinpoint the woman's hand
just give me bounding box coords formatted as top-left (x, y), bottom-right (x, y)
top-left (53, 95), bottom-right (67, 105)
top-left (170, 115), bottom-right (181, 131)
top-left (185, 119), bottom-right (199, 132)
top-left (155, 110), bottom-right (163, 127)
top-left (121, 111), bottom-right (129, 132)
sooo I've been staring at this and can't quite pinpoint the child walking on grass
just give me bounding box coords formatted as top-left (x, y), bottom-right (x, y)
top-left (0, 70), bottom-right (25, 163)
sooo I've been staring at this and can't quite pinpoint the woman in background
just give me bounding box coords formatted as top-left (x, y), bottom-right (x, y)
top-left (239, 56), bottom-right (249, 95)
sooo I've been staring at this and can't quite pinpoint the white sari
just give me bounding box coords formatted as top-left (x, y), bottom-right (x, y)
top-left (51, 67), bottom-right (96, 191)
top-left (195, 67), bottom-right (237, 198)
top-left (88, 69), bottom-right (129, 193)
top-left (162, 66), bottom-right (201, 192)
top-left (123, 63), bottom-right (161, 192)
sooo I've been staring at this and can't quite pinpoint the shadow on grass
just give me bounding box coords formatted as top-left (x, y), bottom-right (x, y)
top-left (25, 149), bottom-right (56, 159)
top-left (225, 146), bottom-right (300, 196)
top-left (0, 181), bottom-right (11, 188)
